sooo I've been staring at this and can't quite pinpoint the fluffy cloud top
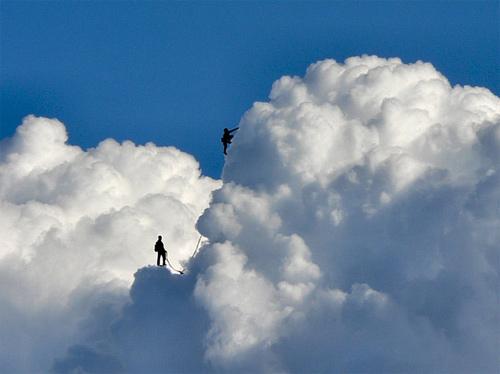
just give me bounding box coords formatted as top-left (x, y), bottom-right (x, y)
top-left (2, 55), bottom-right (499, 373)
top-left (197, 55), bottom-right (500, 372)
top-left (0, 116), bottom-right (221, 372)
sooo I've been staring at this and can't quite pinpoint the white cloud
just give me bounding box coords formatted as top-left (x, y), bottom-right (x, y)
top-left (196, 56), bottom-right (500, 372)
top-left (2, 55), bottom-right (499, 373)
top-left (0, 115), bottom-right (221, 372)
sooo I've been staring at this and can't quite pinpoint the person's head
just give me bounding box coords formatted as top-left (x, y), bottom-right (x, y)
top-left (224, 128), bottom-right (229, 132)
top-left (158, 235), bottom-right (162, 241)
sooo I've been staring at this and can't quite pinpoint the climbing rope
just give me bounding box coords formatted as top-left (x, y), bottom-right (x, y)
top-left (165, 254), bottom-right (184, 274)
top-left (191, 235), bottom-right (203, 258)
top-left (165, 234), bottom-right (204, 275)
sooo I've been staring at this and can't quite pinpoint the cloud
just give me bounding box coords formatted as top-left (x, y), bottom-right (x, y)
top-left (0, 115), bottom-right (221, 372)
top-left (2, 55), bottom-right (499, 373)
top-left (196, 56), bottom-right (500, 372)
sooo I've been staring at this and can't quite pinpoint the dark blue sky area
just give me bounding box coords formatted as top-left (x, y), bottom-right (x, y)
top-left (2, 1), bottom-right (499, 178)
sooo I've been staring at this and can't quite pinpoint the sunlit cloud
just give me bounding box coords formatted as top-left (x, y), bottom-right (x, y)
top-left (1, 55), bottom-right (499, 373)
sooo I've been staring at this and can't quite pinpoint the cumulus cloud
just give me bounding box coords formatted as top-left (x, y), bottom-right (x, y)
top-left (0, 115), bottom-right (221, 372)
top-left (2, 55), bottom-right (499, 373)
top-left (196, 55), bottom-right (500, 372)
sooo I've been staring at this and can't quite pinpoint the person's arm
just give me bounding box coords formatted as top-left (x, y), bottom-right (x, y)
top-left (229, 127), bottom-right (239, 133)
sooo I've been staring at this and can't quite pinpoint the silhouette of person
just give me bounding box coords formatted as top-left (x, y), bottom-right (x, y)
top-left (154, 235), bottom-right (167, 267)
top-left (221, 127), bottom-right (239, 155)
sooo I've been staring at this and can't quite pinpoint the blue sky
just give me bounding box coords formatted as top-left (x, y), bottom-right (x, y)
top-left (1, 1), bottom-right (499, 179)
top-left (2, 3), bottom-right (500, 372)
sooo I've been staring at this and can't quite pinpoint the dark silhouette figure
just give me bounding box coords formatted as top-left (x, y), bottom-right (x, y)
top-left (221, 127), bottom-right (239, 155)
top-left (154, 235), bottom-right (167, 267)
